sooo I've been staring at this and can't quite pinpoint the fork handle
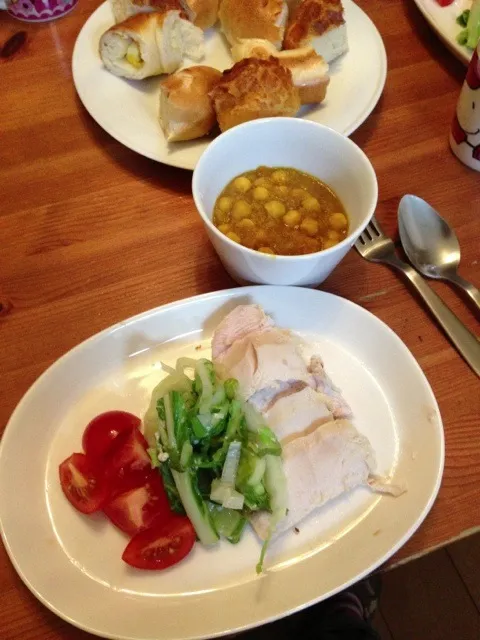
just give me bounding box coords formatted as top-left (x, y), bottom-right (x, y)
top-left (385, 255), bottom-right (480, 377)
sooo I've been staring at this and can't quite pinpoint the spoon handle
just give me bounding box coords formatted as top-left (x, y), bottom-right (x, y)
top-left (383, 256), bottom-right (480, 377)
top-left (444, 273), bottom-right (480, 316)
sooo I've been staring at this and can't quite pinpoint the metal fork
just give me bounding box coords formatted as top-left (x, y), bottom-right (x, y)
top-left (355, 217), bottom-right (480, 377)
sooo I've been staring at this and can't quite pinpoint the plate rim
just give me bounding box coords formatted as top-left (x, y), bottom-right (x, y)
top-left (0, 285), bottom-right (445, 640)
top-left (412, 0), bottom-right (471, 66)
top-left (71, 0), bottom-right (387, 170)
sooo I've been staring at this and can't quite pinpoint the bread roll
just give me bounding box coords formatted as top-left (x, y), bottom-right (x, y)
top-left (99, 11), bottom-right (204, 80)
top-left (109, 0), bottom-right (189, 24)
top-left (184, 0), bottom-right (219, 29)
top-left (210, 57), bottom-right (300, 132)
top-left (218, 0), bottom-right (288, 49)
top-left (283, 0), bottom-right (348, 64)
top-left (159, 65), bottom-right (222, 141)
top-left (231, 38), bottom-right (329, 104)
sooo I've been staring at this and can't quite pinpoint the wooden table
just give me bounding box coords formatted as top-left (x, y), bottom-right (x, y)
top-left (1, 0), bottom-right (479, 637)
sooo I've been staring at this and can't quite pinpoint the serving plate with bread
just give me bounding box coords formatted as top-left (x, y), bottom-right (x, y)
top-left (72, 0), bottom-right (387, 169)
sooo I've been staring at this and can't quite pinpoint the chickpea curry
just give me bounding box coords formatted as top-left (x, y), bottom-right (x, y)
top-left (212, 166), bottom-right (349, 256)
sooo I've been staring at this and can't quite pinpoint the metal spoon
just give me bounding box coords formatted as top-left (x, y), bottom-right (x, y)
top-left (398, 195), bottom-right (480, 315)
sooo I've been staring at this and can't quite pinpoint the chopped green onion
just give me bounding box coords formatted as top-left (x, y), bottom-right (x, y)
top-left (457, 9), bottom-right (470, 27)
top-left (221, 441), bottom-right (242, 485)
top-left (180, 441), bottom-right (193, 469)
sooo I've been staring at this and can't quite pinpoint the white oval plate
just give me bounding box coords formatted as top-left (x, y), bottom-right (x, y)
top-left (72, 1), bottom-right (387, 170)
top-left (413, 0), bottom-right (472, 65)
top-left (0, 286), bottom-right (443, 640)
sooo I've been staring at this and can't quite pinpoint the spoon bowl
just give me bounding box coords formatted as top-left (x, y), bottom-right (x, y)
top-left (398, 194), bottom-right (480, 314)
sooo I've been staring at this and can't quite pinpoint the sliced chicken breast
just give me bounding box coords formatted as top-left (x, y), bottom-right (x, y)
top-left (216, 327), bottom-right (315, 400)
top-left (264, 385), bottom-right (333, 444)
top-left (308, 355), bottom-right (352, 419)
top-left (211, 304), bottom-right (272, 360)
top-left (250, 419), bottom-right (376, 540)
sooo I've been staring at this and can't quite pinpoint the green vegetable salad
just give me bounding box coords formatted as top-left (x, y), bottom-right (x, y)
top-left (456, 0), bottom-right (480, 49)
top-left (143, 357), bottom-right (287, 573)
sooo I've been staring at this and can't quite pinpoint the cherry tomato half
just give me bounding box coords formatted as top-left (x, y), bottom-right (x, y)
top-left (59, 453), bottom-right (109, 514)
top-left (103, 470), bottom-right (171, 536)
top-left (82, 411), bottom-right (141, 463)
top-left (435, 0), bottom-right (454, 6)
top-left (122, 515), bottom-right (196, 570)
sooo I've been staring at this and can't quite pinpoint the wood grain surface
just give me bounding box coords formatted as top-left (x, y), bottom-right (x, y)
top-left (1, 0), bottom-right (479, 638)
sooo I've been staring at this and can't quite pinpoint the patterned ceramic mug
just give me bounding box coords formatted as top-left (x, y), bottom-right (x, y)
top-left (0, 0), bottom-right (78, 22)
top-left (450, 44), bottom-right (480, 171)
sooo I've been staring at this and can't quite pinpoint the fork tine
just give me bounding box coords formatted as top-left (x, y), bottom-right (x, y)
top-left (355, 230), bottom-right (368, 246)
top-left (369, 216), bottom-right (383, 236)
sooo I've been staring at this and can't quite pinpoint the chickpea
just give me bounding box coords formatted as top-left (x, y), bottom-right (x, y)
top-left (323, 239), bottom-right (338, 249)
top-left (302, 196), bottom-right (321, 212)
top-left (218, 223), bottom-right (230, 234)
top-left (300, 217), bottom-right (319, 236)
top-left (253, 186), bottom-right (269, 201)
top-left (258, 247), bottom-right (275, 255)
top-left (265, 200), bottom-right (286, 218)
top-left (271, 169), bottom-right (288, 183)
top-left (233, 176), bottom-right (252, 193)
top-left (327, 229), bottom-right (340, 241)
top-left (275, 185), bottom-right (289, 196)
top-left (232, 199), bottom-right (252, 220)
top-left (218, 196), bottom-right (233, 212)
top-left (238, 218), bottom-right (255, 228)
top-left (283, 210), bottom-right (301, 227)
top-left (291, 188), bottom-right (308, 201)
top-left (329, 212), bottom-right (348, 231)
top-left (227, 231), bottom-right (241, 243)
top-left (254, 177), bottom-right (269, 187)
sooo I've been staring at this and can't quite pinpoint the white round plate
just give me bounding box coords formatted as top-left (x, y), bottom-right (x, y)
top-left (72, 1), bottom-right (387, 170)
top-left (413, 0), bottom-right (473, 65)
top-left (0, 286), bottom-right (444, 640)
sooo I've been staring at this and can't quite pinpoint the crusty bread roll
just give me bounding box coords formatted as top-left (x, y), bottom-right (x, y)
top-left (231, 38), bottom-right (329, 104)
top-left (283, 0), bottom-right (348, 64)
top-left (109, 0), bottom-right (189, 24)
top-left (99, 11), bottom-right (204, 80)
top-left (209, 57), bottom-right (300, 132)
top-left (184, 0), bottom-right (219, 29)
top-left (218, 0), bottom-right (288, 49)
top-left (159, 65), bottom-right (222, 141)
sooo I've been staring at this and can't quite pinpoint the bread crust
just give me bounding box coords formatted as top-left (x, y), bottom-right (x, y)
top-left (186, 0), bottom-right (219, 28)
top-left (218, 0), bottom-right (288, 47)
top-left (110, 0), bottom-right (187, 23)
top-left (106, 10), bottom-right (172, 36)
top-left (159, 65), bottom-right (222, 141)
top-left (210, 57), bottom-right (300, 132)
top-left (284, 0), bottom-right (345, 49)
top-left (231, 40), bottom-right (329, 105)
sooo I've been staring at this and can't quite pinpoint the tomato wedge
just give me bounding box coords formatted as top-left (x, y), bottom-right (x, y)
top-left (103, 470), bottom-right (171, 535)
top-left (59, 453), bottom-right (109, 514)
top-left (105, 427), bottom-right (151, 484)
top-left (82, 411), bottom-right (141, 463)
top-left (122, 515), bottom-right (195, 570)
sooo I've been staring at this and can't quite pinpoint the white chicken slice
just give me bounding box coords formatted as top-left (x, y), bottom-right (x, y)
top-left (212, 305), bottom-right (352, 417)
top-left (211, 304), bottom-right (272, 360)
top-left (250, 419), bottom-right (377, 540)
top-left (216, 328), bottom-right (316, 400)
top-left (308, 355), bottom-right (352, 418)
top-left (264, 386), bottom-right (333, 444)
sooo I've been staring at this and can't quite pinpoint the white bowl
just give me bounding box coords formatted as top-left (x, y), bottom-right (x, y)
top-left (192, 118), bottom-right (378, 287)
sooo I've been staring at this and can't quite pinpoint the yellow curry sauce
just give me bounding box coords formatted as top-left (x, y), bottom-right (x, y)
top-left (212, 166), bottom-right (348, 256)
